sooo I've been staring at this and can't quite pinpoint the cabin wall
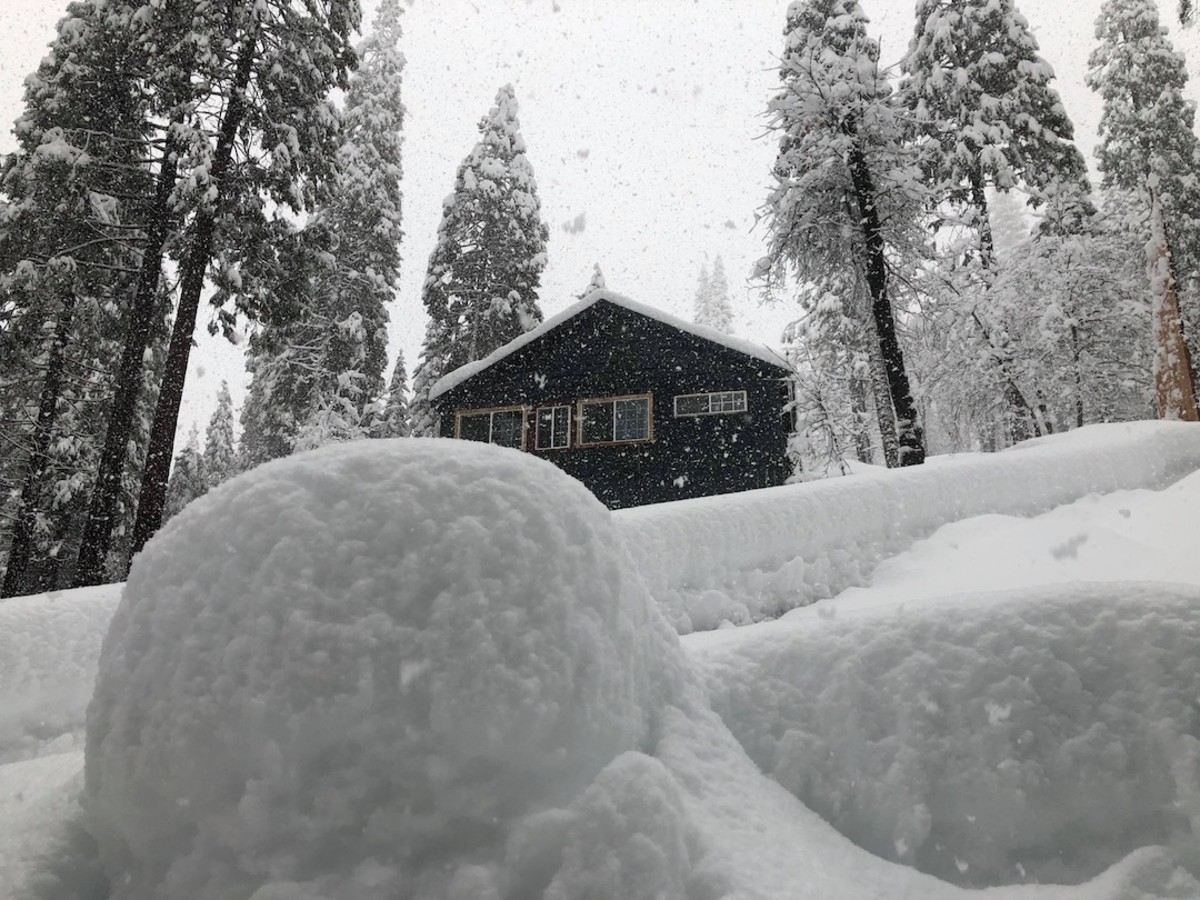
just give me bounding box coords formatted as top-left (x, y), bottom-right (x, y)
top-left (435, 302), bottom-right (792, 509)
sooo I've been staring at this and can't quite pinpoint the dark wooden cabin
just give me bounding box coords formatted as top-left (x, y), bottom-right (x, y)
top-left (430, 290), bottom-right (794, 509)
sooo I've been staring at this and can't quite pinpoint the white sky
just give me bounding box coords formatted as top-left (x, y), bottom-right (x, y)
top-left (2, 0), bottom-right (1199, 445)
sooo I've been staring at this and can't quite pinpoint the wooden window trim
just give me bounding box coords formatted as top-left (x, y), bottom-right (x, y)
top-left (576, 393), bottom-right (654, 447)
top-left (673, 390), bottom-right (748, 417)
top-left (454, 404), bottom-right (528, 450)
top-left (535, 404), bottom-right (572, 451)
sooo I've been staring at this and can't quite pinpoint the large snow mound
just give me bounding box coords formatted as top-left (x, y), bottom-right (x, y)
top-left (618, 421), bottom-right (1200, 632)
top-left (688, 581), bottom-right (1200, 888)
top-left (0, 584), bottom-right (122, 765)
top-left (85, 438), bottom-right (682, 900)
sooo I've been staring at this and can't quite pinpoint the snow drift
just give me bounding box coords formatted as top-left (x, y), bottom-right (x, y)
top-left (618, 421), bottom-right (1200, 631)
top-left (0, 584), bottom-right (121, 765)
top-left (85, 439), bottom-right (683, 899)
top-left (689, 581), bottom-right (1200, 888)
top-left (3, 432), bottom-right (1194, 899)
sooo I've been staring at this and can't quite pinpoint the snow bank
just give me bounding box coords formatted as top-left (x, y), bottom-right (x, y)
top-left (617, 421), bottom-right (1200, 632)
top-left (688, 582), bottom-right (1200, 888)
top-left (0, 584), bottom-right (122, 764)
top-left (85, 439), bottom-right (683, 900)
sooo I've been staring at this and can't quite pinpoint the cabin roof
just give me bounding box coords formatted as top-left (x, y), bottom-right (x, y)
top-left (429, 289), bottom-right (792, 402)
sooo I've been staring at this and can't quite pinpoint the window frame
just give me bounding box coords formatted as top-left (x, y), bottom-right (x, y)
top-left (576, 393), bottom-right (654, 447)
top-left (534, 404), bottom-right (572, 451)
top-left (673, 390), bottom-right (748, 418)
top-left (454, 405), bottom-right (528, 450)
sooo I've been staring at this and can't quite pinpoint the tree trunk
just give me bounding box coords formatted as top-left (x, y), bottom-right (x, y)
top-left (844, 133), bottom-right (925, 466)
top-left (864, 315), bottom-right (900, 467)
top-left (129, 35), bottom-right (258, 562)
top-left (72, 143), bottom-right (179, 588)
top-left (1070, 323), bottom-right (1085, 428)
top-left (1147, 186), bottom-right (1200, 421)
top-left (2, 294), bottom-right (77, 597)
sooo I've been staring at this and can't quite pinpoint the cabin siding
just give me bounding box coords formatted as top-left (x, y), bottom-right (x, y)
top-left (435, 300), bottom-right (792, 509)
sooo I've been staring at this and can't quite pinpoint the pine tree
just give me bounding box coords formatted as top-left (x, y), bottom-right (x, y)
top-left (419, 85), bottom-right (549, 375)
top-left (903, 0), bottom-right (1091, 234)
top-left (903, 0), bottom-right (1093, 441)
top-left (375, 350), bottom-right (410, 438)
top-left (1088, 0), bottom-right (1200, 420)
top-left (65, 0), bottom-right (361, 586)
top-left (408, 319), bottom-right (448, 438)
top-left (0, 0), bottom-right (171, 596)
top-left (579, 262), bottom-right (606, 298)
top-left (695, 255), bottom-right (735, 334)
top-left (162, 426), bottom-right (208, 524)
top-left (238, 0), bottom-right (405, 462)
top-left (692, 261), bottom-right (711, 325)
top-left (759, 0), bottom-right (926, 465)
top-left (202, 382), bottom-right (237, 489)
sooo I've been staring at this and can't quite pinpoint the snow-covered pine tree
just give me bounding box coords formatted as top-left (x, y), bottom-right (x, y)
top-left (692, 261), bottom-right (711, 325)
top-left (578, 262), bottom-right (606, 299)
top-left (408, 319), bottom-right (448, 438)
top-left (236, 0), bottom-right (405, 462)
top-left (759, 0), bottom-right (926, 466)
top-left (903, 0), bottom-right (1093, 441)
top-left (162, 426), bottom-right (208, 524)
top-left (0, 0), bottom-right (172, 596)
top-left (72, 0), bottom-right (362, 583)
top-left (418, 85), bottom-right (549, 376)
top-left (1088, 0), bottom-right (1200, 421)
top-left (202, 382), bottom-right (237, 489)
top-left (696, 255), bottom-right (735, 334)
top-left (903, 0), bottom-right (1090, 238)
top-left (375, 350), bottom-right (410, 438)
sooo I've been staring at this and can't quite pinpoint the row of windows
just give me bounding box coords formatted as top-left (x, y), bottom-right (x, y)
top-left (454, 390), bottom-right (746, 451)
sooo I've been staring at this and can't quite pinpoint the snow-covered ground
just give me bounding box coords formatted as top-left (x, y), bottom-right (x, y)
top-left (619, 421), bottom-right (1200, 631)
top-left (1, 426), bottom-right (1198, 899)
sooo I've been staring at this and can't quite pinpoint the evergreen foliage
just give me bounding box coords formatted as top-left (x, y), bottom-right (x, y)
top-left (694, 256), bottom-right (735, 334)
top-left (202, 382), bottom-right (237, 489)
top-left (163, 426), bottom-right (208, 524)
top-left (239, 0), bottom-right (405, 463)
top-left (760, 0), bottom-right (926, 466)
top-left (376, 350), bottom-right (411, 438)
top-left (412, 83), bottom-right (549, 424)
top-left (1088, 0), bottom-right (1200, 419)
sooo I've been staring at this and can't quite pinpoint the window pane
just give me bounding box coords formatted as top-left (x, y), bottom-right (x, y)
top-left (491, 410), bottom-right (524, 448)
top-left (458, 413), bottom-right (490, 443)
top-left (552, 406), bottom-right (570, 448)
top-left (536, 406), bottom-right (569, 449)
top-left (674, 394), bottom-right (709, 416)
top-left (581, 401), bottom-right (614, 444)
top-left (536, 408), bottom-right (555, 449)
top-left (614, 398), bottom-right (649, 441)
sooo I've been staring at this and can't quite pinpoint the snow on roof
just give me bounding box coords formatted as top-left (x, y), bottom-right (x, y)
top-left (429, 289), bottom-right (792, 401)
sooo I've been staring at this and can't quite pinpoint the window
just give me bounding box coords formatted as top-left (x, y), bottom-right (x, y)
top-left (578, 394), bottom-right (652, 446)
top-left (536, 405), bottom-right (571, 450)
top-left (673, 390), bottom-right (747, 417)
top-left (455, 406), bottom-right (526, 449)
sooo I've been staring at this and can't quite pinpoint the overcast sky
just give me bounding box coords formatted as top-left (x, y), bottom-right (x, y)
top-left (2, 0), bottom-right (1198, 444)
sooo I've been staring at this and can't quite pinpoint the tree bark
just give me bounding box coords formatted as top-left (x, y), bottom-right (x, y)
top-left (2, 294), bottom-right (77, 597)
top-left (72, 143), bottom-right (179, 588)
top-left (844, 133), bottom-right (925, 466)
top-left (1147, 185), bottom-right (1200, 421)
top-left (129, 34), bottom-right (258, 561)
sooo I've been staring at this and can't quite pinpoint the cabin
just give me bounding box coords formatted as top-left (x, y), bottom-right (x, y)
top-left (429, 289), bottom-right (794, 510)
